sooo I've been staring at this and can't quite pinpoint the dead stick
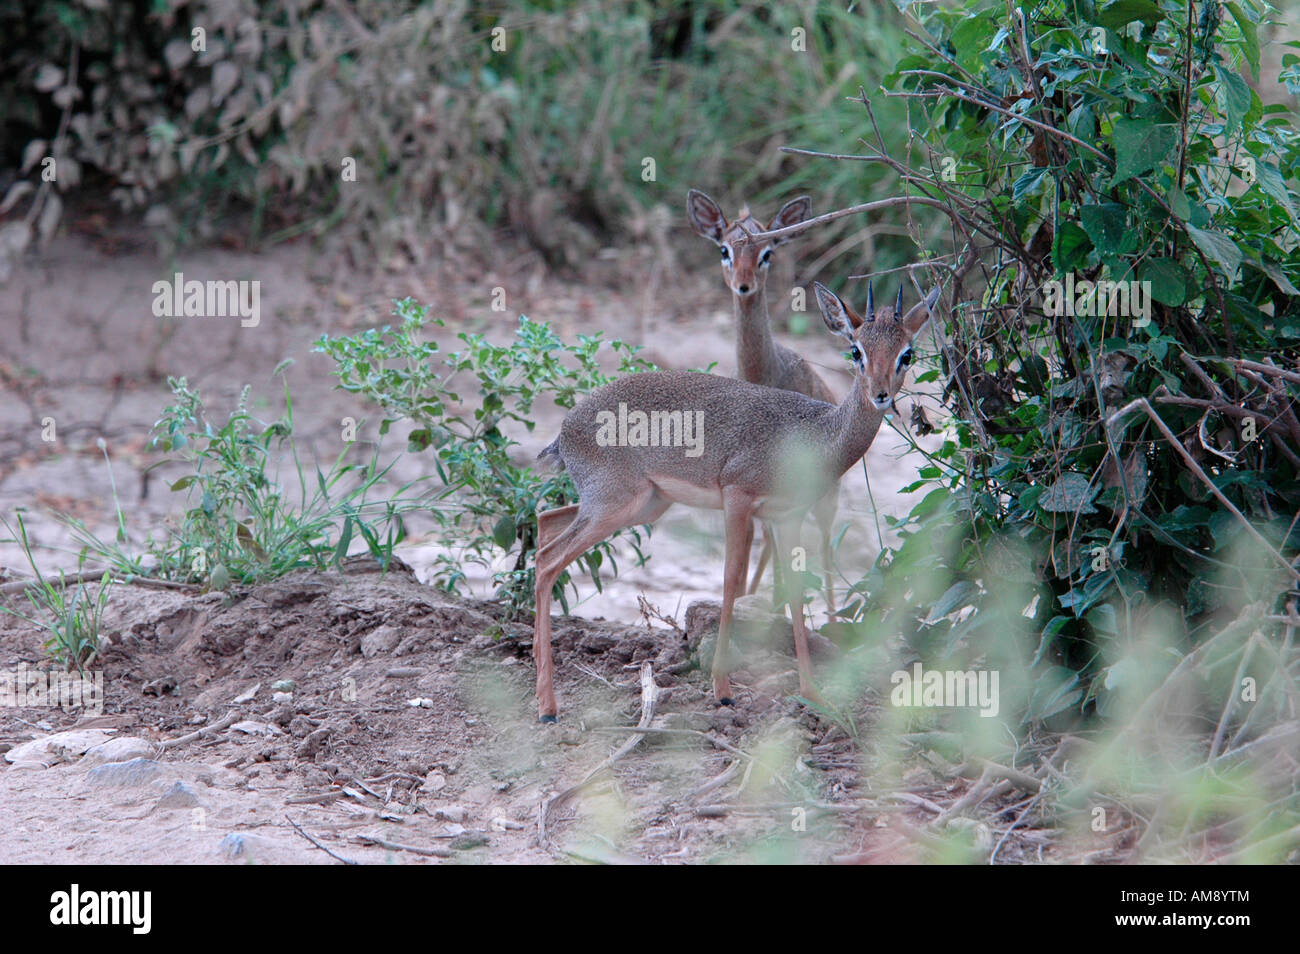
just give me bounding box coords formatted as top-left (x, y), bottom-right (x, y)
top-left (157, 709), bottom-right (240, 751)
top-left (0, 569), bottom-right (199, 596)
top-left (286, 814), bottom-right (358, 865)
top-left (353, 834), bottom-right (451, 858)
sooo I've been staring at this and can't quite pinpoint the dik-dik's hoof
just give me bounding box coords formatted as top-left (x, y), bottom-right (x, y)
top-left (539, 714), bottom-right (558, 724)
top-left (718, 697), bottom-right (735, 707)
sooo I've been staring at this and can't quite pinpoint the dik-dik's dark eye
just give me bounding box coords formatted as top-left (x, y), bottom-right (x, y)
top-left (759, 248), bottom-right (773, 266)
top-left (720, 245), bottom-right (732, 264)
top-left (850, 344), bottom-right (864, 366)
top-left (897, 348), bottom-right (913, 370)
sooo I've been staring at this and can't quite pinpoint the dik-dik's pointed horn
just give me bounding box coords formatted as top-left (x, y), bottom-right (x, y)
top-left (866, 281), bottom-right (875, 321)
top-left (894, 285), bottom-right (903, 318)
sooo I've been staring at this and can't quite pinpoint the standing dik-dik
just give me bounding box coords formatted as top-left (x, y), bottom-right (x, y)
top-left (530, 279), bottom-right (942, 721)
top-left (686, 189), bottom-right (838, 605)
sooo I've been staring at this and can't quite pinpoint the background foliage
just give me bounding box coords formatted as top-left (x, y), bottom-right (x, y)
top-left (0, 0), bottom-right (928, 279)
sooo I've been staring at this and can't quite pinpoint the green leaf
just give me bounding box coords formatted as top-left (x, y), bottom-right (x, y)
top-left (1079, 203), bottom-right (1128, 254)
top-left (1109, 119), bottom-right (1177, 186)
top-left (492, 516), bottom-right (516, 550)
top-left (1214, 65), bottom-right (1252, 132)
top-left (407, 428), bottom-right (433, 452)
top-left (1013, 167), bottom-right (1049, 200)
top-left (1225, 2), bottom-right (1260, 78)
top-left (1184, 225), bottom-right (1242, 280)
top-left (925, 581), bottom-right (978, 625)
top-left (1038, 473), bottom-right (1099, 514)
top-left (169, 476), bottom-right (194, 492)
top-left (1027, 667), bottom-right (1083, 721)
top-left (1053, 222), bottom-right (1092, 273)
top-left (1253, 162), bottom-right (1298, 223)
top-left (335, 516), bottom-right (353, 564)
top-left (1096, 0), bottom-right (1165, 30)
top-left (1259, 260), bottom-right (1300, 297)
top-left (1140, 257), bottom-right (1189, 306)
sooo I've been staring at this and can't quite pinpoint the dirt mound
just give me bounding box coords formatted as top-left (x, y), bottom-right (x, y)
top-left (0, 563), bottom-right (889, 864)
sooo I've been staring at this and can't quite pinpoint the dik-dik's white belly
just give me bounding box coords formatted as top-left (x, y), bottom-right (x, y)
top-left (650, 476), bottom-right (725, 510)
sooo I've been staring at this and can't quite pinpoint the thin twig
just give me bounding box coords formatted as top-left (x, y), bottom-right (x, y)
top-left (157, 709), bottom-right (240, 751)
top-left (286, 814), bottom-right (359, 865)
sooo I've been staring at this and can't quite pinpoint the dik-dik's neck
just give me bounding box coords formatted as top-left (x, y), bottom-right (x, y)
top-left (823, 375), bottom-right (887, 478)
top-left (734, 288), bottom-right (779, 386)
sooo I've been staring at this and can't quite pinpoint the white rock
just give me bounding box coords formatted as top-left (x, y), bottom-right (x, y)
top-left (4, 728), bottom-right (115, 766)
top-left (81, 736), bottom-right (156, 765)
top-left (230, 720), bottom-right (283, 738)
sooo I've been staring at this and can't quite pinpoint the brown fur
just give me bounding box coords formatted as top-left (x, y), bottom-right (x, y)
top-left (530, 281), bottom-right (941, 719)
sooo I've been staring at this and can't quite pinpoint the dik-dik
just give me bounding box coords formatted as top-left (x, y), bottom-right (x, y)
top-left (686, 189), bottom-right (838, 607)
top-left (530, 279), bottom-right (941, 720)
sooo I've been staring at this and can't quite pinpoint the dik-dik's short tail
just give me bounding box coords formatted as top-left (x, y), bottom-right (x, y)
top-left (537, 437), bottom-right (565, 471)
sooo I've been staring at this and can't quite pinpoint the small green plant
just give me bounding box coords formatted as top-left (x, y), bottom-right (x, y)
top-left (141, 364), bottom-right (428, 587)
top-left (0, 513), bottom-right (109, 673)
top-left (316, 298), bottom-right (658, 615)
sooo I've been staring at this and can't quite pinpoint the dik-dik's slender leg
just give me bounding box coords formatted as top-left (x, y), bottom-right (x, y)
top-left (813, 493), bottom-right (838, 615)
top-left (746, 523), bottom-right (776, 596)
top-left (712, 488), bottom-right (758, 706)
top-left (773, 518), bottom-right (826, 706)
top-left (532, 493), bottom-right (668, 721)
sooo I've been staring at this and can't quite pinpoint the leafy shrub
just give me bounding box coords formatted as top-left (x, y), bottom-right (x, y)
top-left (0, 513), bottom-right (110, 672)
top-left (831, 0), bottom-right (1299, 730)
top-left (142, 368), bottom-right (426, 586)
top-left (316, 298), bottom-right (657, 615)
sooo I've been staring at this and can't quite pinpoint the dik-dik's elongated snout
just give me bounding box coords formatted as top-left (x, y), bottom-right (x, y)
top-left (813, 281), bottom-right (942, 409)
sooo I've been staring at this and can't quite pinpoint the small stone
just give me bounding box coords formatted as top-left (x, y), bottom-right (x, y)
top-left (81, 737), bottom-right (155, 766)
top-left (231, 721), bottom-right (283, 738)
top-left (271, 679), bottom-right (295, 692)
top-left (422, 771), bottom-right (447, 793)
top-left (450, 832), bottom-right (489, 851)
top-left (361, 625), bottom-right (402, 658)
top-left (272, 691), bottom-right (293, 704)
top-left (433, 805), bottom-right (466, 823)
top-left (296, 727), bottom-right (332, 758)
top-left (87, 758), bottom-right (163, 788)
top-left (154, 780), bottom-right (202, 809)
top-left (233, 683), bottom-right (260, 704)
top-left (218, 833), bottom-right (248, 858)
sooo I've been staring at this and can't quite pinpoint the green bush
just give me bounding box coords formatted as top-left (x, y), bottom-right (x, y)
top-left (316, 298), bottom-right (656, 615)
top-left (831, 0), bottom-right (1300, 731)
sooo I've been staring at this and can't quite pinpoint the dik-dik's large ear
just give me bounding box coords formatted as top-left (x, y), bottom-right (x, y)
top-left (814, 282), bottom-right (861, 339)
top-left (767, 196), bottom-right (812, 246)
top-left (686, 189), bottom-right (727, 243)
top-left (900, 286), bottom-right (942, 336)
